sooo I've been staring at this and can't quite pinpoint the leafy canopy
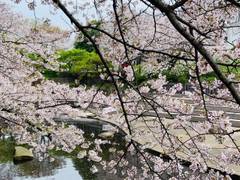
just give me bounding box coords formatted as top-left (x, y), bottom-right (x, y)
top-left (57, 48), bottom-right (103, 75)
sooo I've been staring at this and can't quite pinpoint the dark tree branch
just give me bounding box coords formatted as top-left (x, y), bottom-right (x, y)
top-left (147, 0), bottom-right (240, 105)
top-left (226, 0), bottom-right (240, 8)
top-left (52, 0), bottom-right (133, 135)
top-left (82, 25), bottom-right (195, 61)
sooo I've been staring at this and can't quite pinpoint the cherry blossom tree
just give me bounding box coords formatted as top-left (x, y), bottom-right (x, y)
top-left (2, 0), bottom-right (240, 179)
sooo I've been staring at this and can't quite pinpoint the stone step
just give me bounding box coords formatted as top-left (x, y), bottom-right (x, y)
top-left (142, 111), bottom-right (240, 127)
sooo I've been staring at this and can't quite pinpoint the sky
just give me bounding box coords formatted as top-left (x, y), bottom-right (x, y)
top-left (1, 0), bottom-right (74, 30)
top-left (1, 0), bottom-right (114, 48)
top-left (0, 0), bottom-right (91, 48)
top-left (1, 0), bottom-right (145, 30)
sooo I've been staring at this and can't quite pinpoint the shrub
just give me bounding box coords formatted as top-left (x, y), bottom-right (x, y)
top-left (134, 64), bottom-right (149, 85)
top-left (162, 65), bottom-right (189, 84)
top-left (56, 48), bottom-right (112, 81)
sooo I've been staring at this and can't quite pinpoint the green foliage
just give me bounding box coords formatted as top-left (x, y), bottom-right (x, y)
top-left (74, 41), bottom-right (95, 52)
top-left (200, 72), bottom-right (217, 82)
top-left (220, 65), bottom-right (240, 79)
top-left (162, 65), bottom-right (189, 84)
top-left (134, 64), bottom-right (149, 85)
top-left (42, 69), bottom-right (77, 80)
top-left (41, 48), bottom-right (114, 91)
top-left (27, 52), bottom-right (43, 61)
top-left (57, 49), bottom-right (105, 79)
top-left (21, 51), bottom-right (47, 72)
top-left (42, 69), bottom-right (59, 79)
top-left (200, 64), bottom-right (240, 83)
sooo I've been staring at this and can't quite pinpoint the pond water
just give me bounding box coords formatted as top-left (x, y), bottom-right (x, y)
top-left (0, 153), bottom-right (125, 180)
top-left (0, 123), bottom-right (129, 180)
top-left (0, 156), bottom-right (83, 180)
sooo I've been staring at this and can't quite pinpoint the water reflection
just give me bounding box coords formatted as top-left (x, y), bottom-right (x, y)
top-left (0, 144), bottom-right (123, 180)
top-left (0, 155), bottom-right (84, 180)
top-left (0, 123), bottom-right (130, 180)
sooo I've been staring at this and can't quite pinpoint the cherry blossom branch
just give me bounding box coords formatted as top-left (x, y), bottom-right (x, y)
top-left (147, 0), bottom-right (240, 105)
top-left (52, 0), bottom-right (133, 135)
top-left (81, 25), bottom-right (195, 61)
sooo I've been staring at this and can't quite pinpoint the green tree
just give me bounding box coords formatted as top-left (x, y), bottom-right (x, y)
top-left (57, 49), bottom-right (108, 81)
